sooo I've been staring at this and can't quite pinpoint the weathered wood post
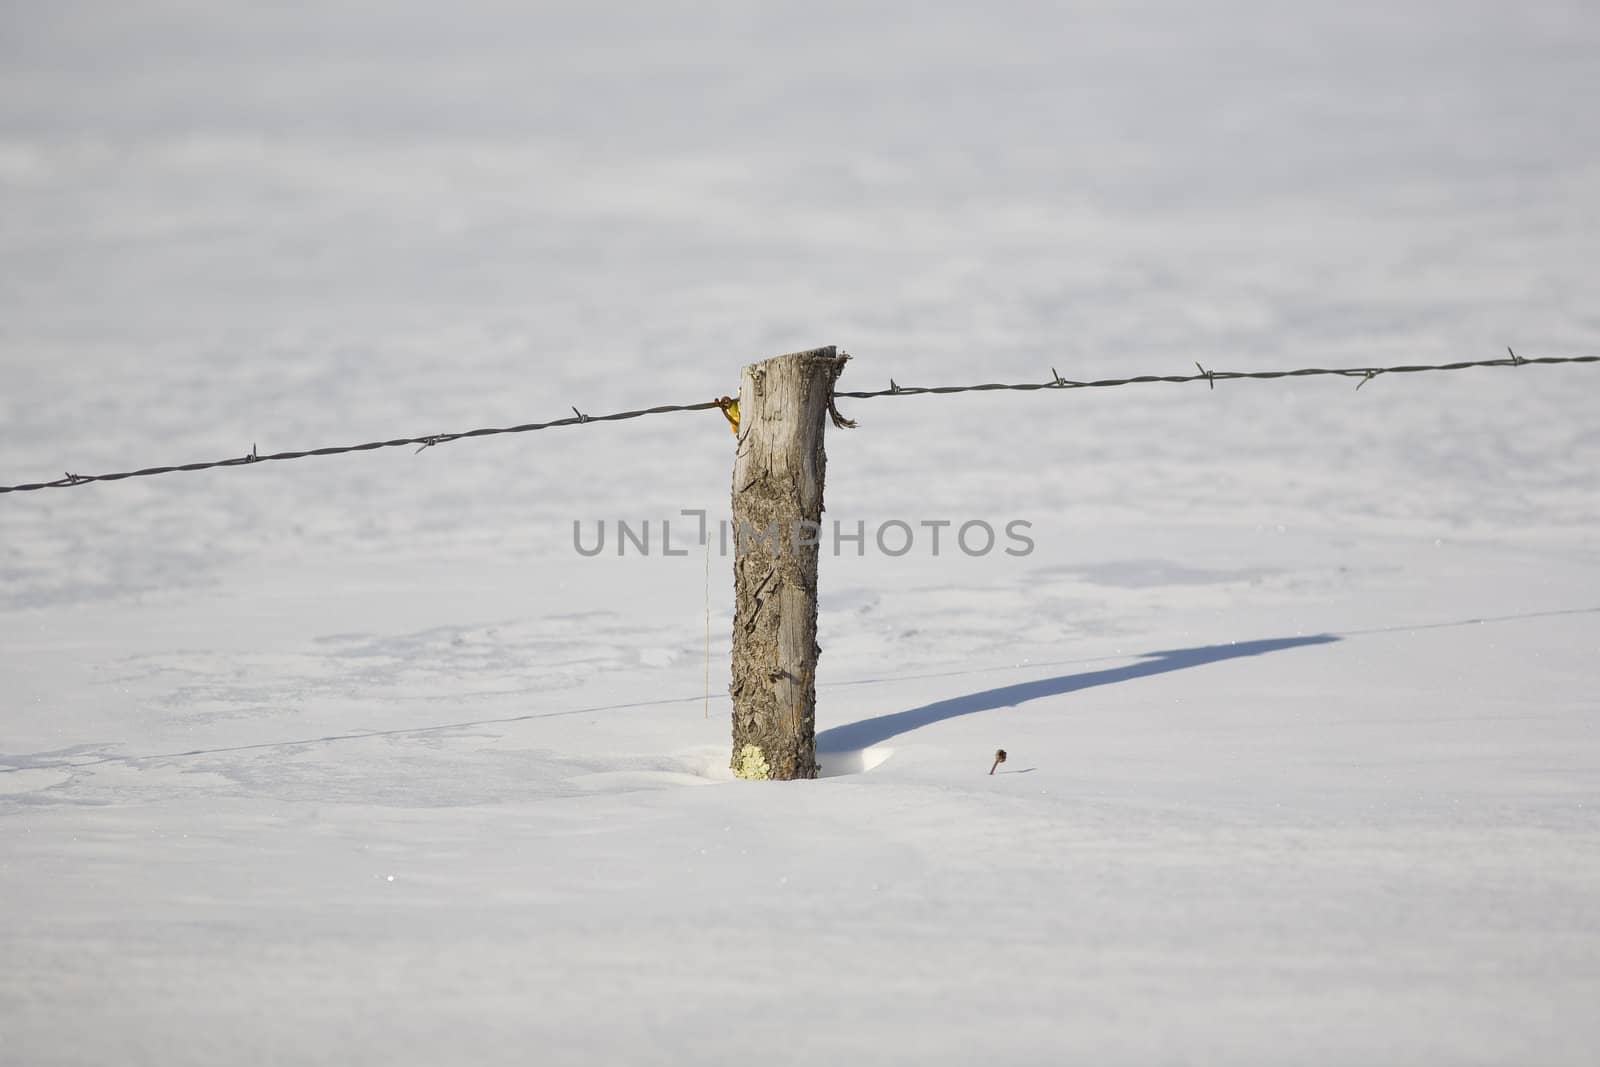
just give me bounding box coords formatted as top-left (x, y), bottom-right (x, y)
top-left (729, 346), bottom-right (852, 780)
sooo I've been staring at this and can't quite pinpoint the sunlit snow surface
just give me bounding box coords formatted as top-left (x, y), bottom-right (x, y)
top-left (2, 3), bottom-right (1598, 1064)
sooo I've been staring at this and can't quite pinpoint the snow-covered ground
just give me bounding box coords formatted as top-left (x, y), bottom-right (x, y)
top-left (3, 3), bottom-right (1598, 1063)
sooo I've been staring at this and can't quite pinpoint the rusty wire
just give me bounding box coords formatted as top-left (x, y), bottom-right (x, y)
top-left (2, 348), bottom-right (1594, 495)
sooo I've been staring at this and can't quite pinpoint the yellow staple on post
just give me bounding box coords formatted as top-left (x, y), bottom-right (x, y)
top-left (715, 395), bottom-right (740, 435)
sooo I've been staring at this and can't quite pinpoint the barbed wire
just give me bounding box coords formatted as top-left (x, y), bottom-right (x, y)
top-left (2, 348), bottom-right (1594, 495)
top-left (836, 350), bottom-right (1597, 399)
top-left (0, 398), bottom-right (723, 494)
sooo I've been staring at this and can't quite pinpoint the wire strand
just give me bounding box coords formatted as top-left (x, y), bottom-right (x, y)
top-left (2, 351), bottom-right (1594, 495)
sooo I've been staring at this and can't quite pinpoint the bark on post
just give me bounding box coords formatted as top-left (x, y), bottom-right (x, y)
top-left (729, 346), bottom-right (851, 780)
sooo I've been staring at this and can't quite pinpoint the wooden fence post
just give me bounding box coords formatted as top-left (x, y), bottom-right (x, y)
top-left (729, 346), bottom-right (852, 780)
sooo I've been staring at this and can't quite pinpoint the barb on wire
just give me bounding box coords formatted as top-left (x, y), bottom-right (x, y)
top-left (1, 351), bottom-right (1595, 495)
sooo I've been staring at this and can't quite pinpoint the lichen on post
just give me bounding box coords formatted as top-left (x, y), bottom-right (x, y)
top-left (728, 346), bottom-right (852, 780)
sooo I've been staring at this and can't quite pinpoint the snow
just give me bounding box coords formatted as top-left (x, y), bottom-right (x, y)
top-left (3, 1), bottom-right (1598, 1063)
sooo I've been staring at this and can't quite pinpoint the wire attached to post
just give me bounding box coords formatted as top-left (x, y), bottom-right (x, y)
top-left (714, 396), bottom-right (740, 435)
top-left (826, 352), bottom-right (857, 429)
top-left (3, 350), bottom-right (1595, 496)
